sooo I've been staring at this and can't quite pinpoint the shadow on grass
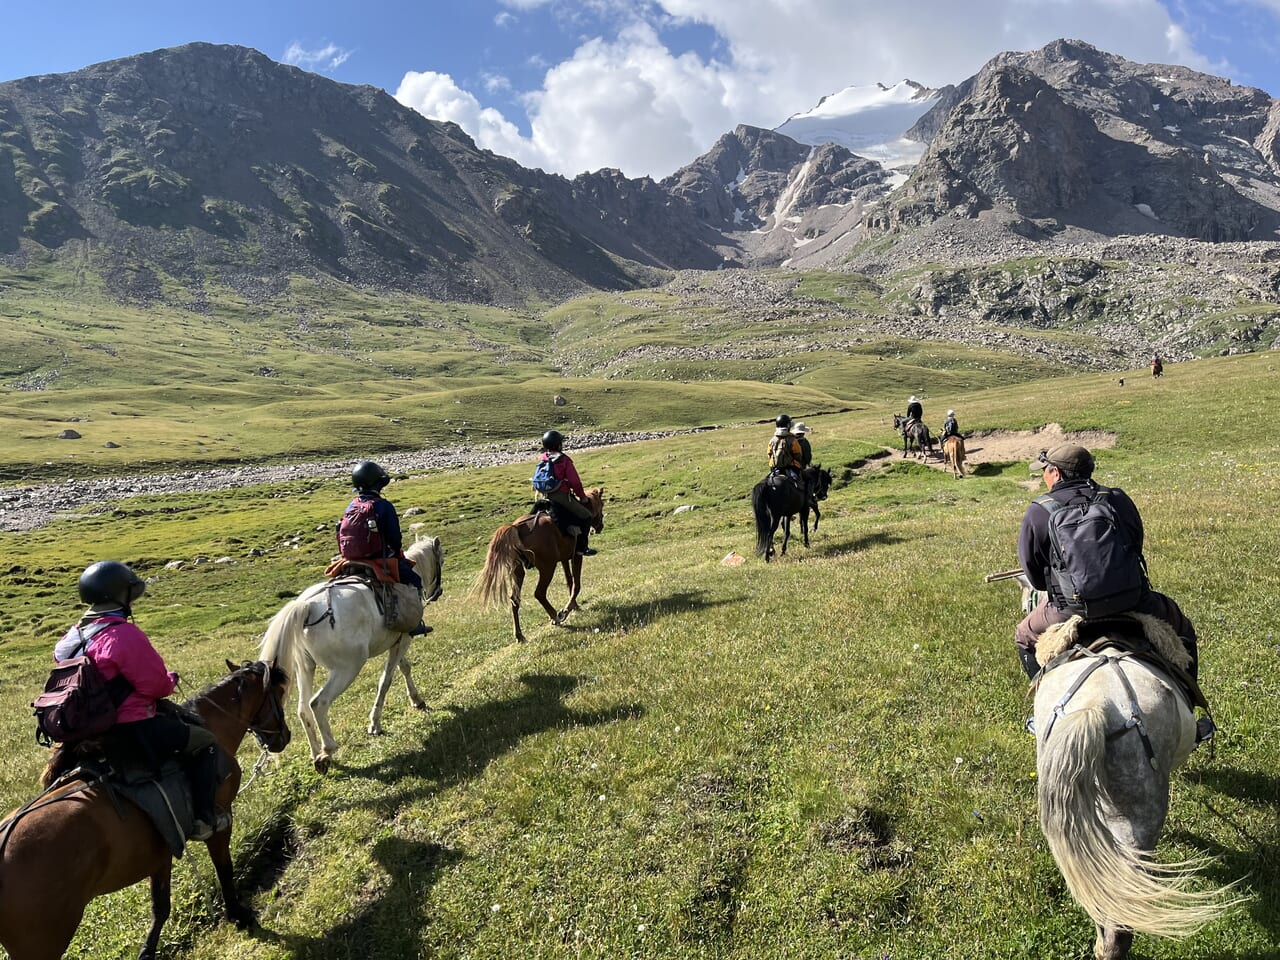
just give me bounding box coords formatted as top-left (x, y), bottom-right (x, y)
top-left (338, 673), bottom-right (643, 804)
top-left (808, 530), bottom-right (905, 560)
top-left (591, 589), bottom-right (745, 632)
top-left (247, 836), bottom-right (464, 959)
top-left (1173, 766), bottom-right (1280, 947)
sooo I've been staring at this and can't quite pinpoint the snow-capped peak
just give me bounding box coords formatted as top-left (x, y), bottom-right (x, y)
top-left (775, 79), bottom-right (941, 169)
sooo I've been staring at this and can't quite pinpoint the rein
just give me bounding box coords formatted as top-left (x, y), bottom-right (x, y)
top-left (191, 661), bottom-right (287, 750)
top-left (1039, 644), bottom-right (1160, 771)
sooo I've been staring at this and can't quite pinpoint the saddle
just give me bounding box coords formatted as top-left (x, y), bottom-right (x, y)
top-left (531, 498), bottom-right (580, 538)
top-left (1035, 613), bottom-right (1210, 713)
top-left (46, 716), bottom-right (234, 855)
top-left (317, 566), bottom-right (423, 634)
top-left (765, 469), bottom-right (805, 493)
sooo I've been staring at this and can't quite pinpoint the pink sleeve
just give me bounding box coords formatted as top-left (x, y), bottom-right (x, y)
top-left (559, 458), bottom-right (586, 498)
top-left (94, 624), bottom-right (179, 700)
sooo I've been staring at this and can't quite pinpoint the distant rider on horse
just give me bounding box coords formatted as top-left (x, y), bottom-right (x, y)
top-left (338, 460), bottom-right (430, 635)
top-left (905, 395), bottom-right (923, 427)
top-left (55, 561), bottom-right (226, 840)
top-left (791, 421), bottom-right (817, 504)
top-left (535, 430), bottom-right (598, 557)
top-left (940, 409), bottom-right (959, 441)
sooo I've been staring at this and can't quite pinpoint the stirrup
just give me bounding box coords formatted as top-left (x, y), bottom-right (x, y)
top-left (1195, 716), bottom-right (1216, 745)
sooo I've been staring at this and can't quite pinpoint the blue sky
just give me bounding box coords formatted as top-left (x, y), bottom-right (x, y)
top-left (3, 1), bottom-right (1278, 179)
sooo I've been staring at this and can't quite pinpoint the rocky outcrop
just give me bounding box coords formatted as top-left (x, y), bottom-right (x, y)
top-left (875, 43), bottom-right (1280, 242)
top-left (1257, 100), bottom-right (1280, 177)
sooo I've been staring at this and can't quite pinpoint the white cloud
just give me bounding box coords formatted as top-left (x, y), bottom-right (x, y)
top-left (483, 72), bottom-right (513, 93)
top-left (282, 42), bottom-right (352, 72)
top-left (397, 0), bottom-right (1223, 179)
top-left (494, 11), bottom-right (516, 28)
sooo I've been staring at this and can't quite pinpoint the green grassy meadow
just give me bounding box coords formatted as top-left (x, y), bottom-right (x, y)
top-left (1, 345), bottom-right (1278, 959)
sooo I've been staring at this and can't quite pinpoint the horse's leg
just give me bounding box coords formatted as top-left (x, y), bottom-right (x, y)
top-left (780, 514), bottom-right (791, 555)
top-left (206, 829), bottom-right (255, 929)
top-left (811, 502), bottom-right (821, 533)
top-left (532, 563), bottom-right (559, 625)
top-left (801, 507), bottom-right (811, 547)
top-left (139, 862), bottom-right (172, 960)
top-left (368, 639), bottom-right (403, 735)
top-left (1094, 924), bottom-right (1134, 960)
top-left (397, 641), bottom-right (428, 711)
top-left (511, 562), bottom-right (527, 643)
top-left (309, 661), bottom-right (363, 773)
top-left (560, 556), bottom-right (583, 621)
top-left (293, 652), bottom-right (324, 770)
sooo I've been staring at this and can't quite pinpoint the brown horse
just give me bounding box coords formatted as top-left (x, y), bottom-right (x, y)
top-left (0, 660), bottom-right (291, 960)
top-left (473, 488), bottom-right (604, 643)
top-left (942, 435), bottom-right (966, 478)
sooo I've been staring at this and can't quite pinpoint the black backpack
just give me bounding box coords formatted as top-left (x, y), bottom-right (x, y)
top-left (32, 624), bottom-right (133, 747)
top-left (1034, 486), bottom-right (1148, 618)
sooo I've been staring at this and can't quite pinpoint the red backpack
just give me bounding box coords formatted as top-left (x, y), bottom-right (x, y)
top-left (32, 625), bottom-right (132, 747)
top-left (337, 497), bottom-right (385, 559)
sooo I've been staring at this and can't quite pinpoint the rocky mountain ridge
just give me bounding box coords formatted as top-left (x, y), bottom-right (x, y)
top-left (2, 40), bottom-right (1280, 310)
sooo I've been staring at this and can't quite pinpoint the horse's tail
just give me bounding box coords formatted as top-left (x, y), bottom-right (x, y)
top-left (1038, 704), bottom-right (1235, 937)
top-left (472, 524), bottom-right (526, 608)
top-left (752, 482), bottom-right (773, 557)
top-left (259, 596), bottom-right (309, 677)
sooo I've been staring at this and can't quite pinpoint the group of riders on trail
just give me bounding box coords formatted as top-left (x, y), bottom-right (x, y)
top-left (32, 434), bottom-right (603, 850)
top-left (27, 411), bottom-right (1213, 883)
top-left (903, 395), bottom-right (962, 446)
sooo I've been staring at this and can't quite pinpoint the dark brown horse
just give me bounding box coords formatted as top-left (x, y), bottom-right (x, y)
top-left (892, 413), bottom-right (933, 459)
top-left (0, 660), bottom-right (291, 960)
top-left (473, 488), bottom-right (604, 643)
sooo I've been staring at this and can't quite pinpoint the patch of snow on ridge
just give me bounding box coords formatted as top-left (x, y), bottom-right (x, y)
top-left (776, 79), bottom-right (939, 167)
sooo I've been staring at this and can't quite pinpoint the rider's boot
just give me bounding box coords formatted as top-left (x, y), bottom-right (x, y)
top-left (576, 531), bottom-right (597, 557)
top-left (187, 740), bottom-right (228, 841)
top-left (409, 622), bottom-right (432, 636)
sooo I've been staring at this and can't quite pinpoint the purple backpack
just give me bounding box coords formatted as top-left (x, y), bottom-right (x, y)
top-left (32, 624), bottom-right (132, 747)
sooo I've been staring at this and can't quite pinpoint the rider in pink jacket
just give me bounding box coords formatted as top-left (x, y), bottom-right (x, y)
top-left (57, 561), bottom-right (226, 840)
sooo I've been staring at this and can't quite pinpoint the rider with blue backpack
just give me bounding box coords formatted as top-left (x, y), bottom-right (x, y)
top-left (533, 430), bottom-right (597, 556)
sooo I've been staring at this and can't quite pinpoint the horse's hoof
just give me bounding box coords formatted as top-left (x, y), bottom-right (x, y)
top-left (413, 701), bottom-right (429, 712)
top-left (313, 756), bottom-right (331, 774)
top-left (228, 904), bottom-right (257, 930)
top-left (367, 724), bottom-right (384, 736)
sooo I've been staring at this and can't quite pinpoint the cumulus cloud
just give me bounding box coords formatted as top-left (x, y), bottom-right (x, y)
top-left (282, 42), bottom-right (352, 72)
top-left (397, 0), bottom-right (1223, 179)
top-left (494, 11), bottom-right (517, 28)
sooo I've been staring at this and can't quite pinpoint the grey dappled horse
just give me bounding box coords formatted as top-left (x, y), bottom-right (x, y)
top-left (892, 413), bottom-right (933, 459)
top-left (1032, 612), bottom-right (1239, 959)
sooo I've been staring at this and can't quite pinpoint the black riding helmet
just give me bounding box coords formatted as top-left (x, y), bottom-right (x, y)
top-left (775, 414), bottom-right (791, 429)
top-left (78, 560), bottom-right (146, 610)
top-left (541, 430), bottom-right (564, 452)
top-left (352, 460), bottom-right (391, 492)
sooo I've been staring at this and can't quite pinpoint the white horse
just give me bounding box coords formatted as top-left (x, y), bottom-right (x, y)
top-left (259, 536), bottom-right (443, 773)
top-left (1032, 614), bottom-right (1239, 959)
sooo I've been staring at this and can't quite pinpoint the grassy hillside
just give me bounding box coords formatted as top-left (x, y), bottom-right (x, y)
top-left (0, 263), bottom-right (1089, 481)
top-left (0, 353), bottom-right (1276, 959)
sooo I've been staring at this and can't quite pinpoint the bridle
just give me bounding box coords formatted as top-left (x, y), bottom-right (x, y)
top-left (194, 660), bottom-right (288, 750)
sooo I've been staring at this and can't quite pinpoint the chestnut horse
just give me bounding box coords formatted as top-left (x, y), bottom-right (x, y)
top-left (942, 435), bottom-right (966, 478)
top-left (473, 488), bottom-right (604, 643)
top-left (0, 659), bottom-right (291, 960)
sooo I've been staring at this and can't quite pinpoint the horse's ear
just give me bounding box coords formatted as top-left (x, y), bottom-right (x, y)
top-left (225, 658), bottom-right (237, 672)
